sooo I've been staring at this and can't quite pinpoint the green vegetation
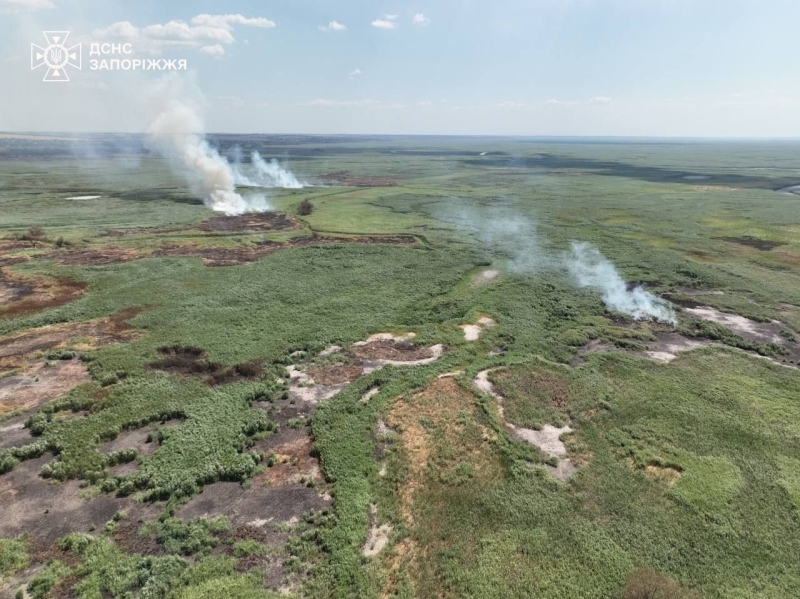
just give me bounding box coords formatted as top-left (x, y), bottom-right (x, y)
top-left (0, 538), bottom-right (29, 580)
top-left (2, 136), bottom-right (800, 597)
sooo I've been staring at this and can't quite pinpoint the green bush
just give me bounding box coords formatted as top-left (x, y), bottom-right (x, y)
top-left (0, 538), bottom-right (29, 579)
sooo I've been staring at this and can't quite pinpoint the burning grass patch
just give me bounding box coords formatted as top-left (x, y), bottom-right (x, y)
top-left (198, 211), bottom-right (300, 233)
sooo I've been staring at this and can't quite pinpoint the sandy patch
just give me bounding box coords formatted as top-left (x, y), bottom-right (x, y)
top-left (512, 424), bottom-right (572, 458)
top-left (285, 365), bottom-right (348, 404)
top-left (0, 359), bottom-right (91, 414)
top-left (437, 371), bottom-right (464, 379)
top-left (360, 386), bottom-right (380, 404)
top-left (472, 269), bottom-right (500, 286)
top-left (686, 307), bottom-right (784, 344)
top-left (462, 316), bottom-right (496, 341)
top-left (575, 332), bottom-right (711, 365)
top-left (638, 332), bottom-right (712, 363)
top-left (473, 370), bottom-right (576, 481)
top-left (362, 504), bottom-right (392, 557)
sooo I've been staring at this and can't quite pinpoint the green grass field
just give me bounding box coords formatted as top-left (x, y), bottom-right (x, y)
top-left (1, 135), bottom-right (800, 598)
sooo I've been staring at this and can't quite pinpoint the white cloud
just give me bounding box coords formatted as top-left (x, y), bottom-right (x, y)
top-left (496, 101), bottom-right (527, 109)
top-left (349, 68), bottom-right (362, 80)
top-left (545, 97), bottom-right (612, 107)
top-left (0, 0), bottom-right (55, 9)
top-left (191, 14), bottom-right (275, 29)
top-left (416, 100), bottom-right (432, 106)
top-left (200, 44), bottom-right (225, 58)
top-left (94, 13), bottom-right (275, 55)
top-left (372, 14), bottom-right (398, 29)
top-left (319, 20), bottom-right (346, 32)
top-left (299, 99), bottom-right (378, 108)
top-left (412, 13), bottom-right (431, 26)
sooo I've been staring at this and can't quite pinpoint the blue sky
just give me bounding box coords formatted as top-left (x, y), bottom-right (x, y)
top-left (2, 0), bottom-right (800, 136)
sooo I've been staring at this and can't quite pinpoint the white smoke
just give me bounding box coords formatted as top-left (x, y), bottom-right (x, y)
top-left (233, 150), bottom-right (308, 189)
top-left (567, 242), bottom-right (677, 325)
top-left (144, 76), bottom-right (251, 215)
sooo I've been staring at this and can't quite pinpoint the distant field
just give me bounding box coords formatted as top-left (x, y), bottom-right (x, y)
top-left (1, 136), bottom-right (800, 599)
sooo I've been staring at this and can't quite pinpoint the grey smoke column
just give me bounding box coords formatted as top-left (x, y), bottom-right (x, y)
top-left (145, 75), bottom-right (248, 215)
top-left (567, 242), bottom-right (677, 324)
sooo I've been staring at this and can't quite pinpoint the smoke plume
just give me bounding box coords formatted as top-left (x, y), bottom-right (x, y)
top-left (567, 242), bottom-right (677, 324)
top-left (233, 150), bottom-right (308, 189)
top-left (145, 76), bottom-right (248, 215)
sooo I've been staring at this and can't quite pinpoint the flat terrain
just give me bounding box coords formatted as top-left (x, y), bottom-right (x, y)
top-left (1, 135), bottom-right (800, 598)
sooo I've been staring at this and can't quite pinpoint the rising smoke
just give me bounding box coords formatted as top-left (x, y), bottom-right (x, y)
top-left (233, 150), bottom-right (308, 189)
top-left (433, 202), bottom-right (676, 324)
top-left (145, 76), bottom-right (252, 215)
top-left (566, 242), bottom-right (677, 324)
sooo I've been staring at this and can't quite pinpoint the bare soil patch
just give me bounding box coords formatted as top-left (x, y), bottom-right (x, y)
top-left (0, 358), bottom-right (91, 415)
top-left (285, 365), bottom-right (349, 404)
top-left (100, 427), bottom-right (156, 456)
top-left (351, 338), bottom-right (433, 362)
top-left (0, 454), bottom-right (159, 545)
top-left (0, 270), bottom-right (87, 320)
top-left (0, 309), bottom-right (142, 373)
top-left (319, 172), bottom-right (398, 187)
top-left (47, 246), bottom-right (144, 266)
top-left (0, 416), bottom-right (35, 449)
top-left (304, 363), bottom-right (362, 386)
top-left (257, 435), bottom-right (322, 487)
top-left (178, 481), bottom-right (328, 528)
top-left (717, 236), bottom-right (786, 251)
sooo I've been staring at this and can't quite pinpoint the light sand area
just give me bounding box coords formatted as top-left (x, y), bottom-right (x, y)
top-left (686, 307), bottom-right (784, 344)
top-left (473, 369), bottom-right (577, 481)
top-left (362, 503), bottom-right (392, 557)
top-left (462, 316), bottom-right (496, 341)
top-left (287, 333), bottom-right (444, 403)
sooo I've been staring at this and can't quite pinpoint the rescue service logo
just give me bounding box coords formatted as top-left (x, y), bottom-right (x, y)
top-left (31, 31), bottom-right (82, 82)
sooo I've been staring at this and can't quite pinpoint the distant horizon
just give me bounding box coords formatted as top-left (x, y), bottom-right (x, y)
top-left (3, 131), bottom-right (800, 143)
